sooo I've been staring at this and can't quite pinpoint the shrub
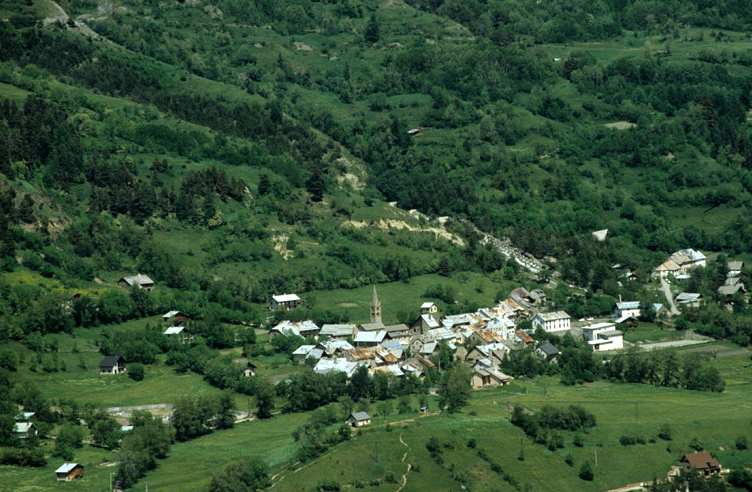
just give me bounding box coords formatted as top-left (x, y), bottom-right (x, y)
top-left (565, 454), bottom-right (574, 467)
top-left (736, 435), bottom-right (748, 450)
top-left (658, 424), bottom-right (672, 441)
top-left (619, 435), bottom-right (646, 446)
top-left (385, 472), bottom-right (398, 484)
top-left (128, 363), bottom-right (145, 381)
top-left (317, 479), bottom-right (341, 491)
top-left (467, 438), bottom-right (477, 448)
top-left (579, 461), bottom-right (594, 481)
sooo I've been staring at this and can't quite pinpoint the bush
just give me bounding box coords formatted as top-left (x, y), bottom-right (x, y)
top-left (128, 363), bottom-right (145, 381)
top-left (619, 435), bottom-right (646, 446)
top-left (0, 448), bottom-right (47, 467)
top-left (385, 472), bottom-right (398, 484)
top-left (736, 435), bottom-right (748, 450)
top-left (565, 454), bottom-right (574, 467)
top-left (467, 438), bottom-right (477, 448)
top-left (579, 461), bottom-right (594, 481)
top-left (658, 424), bottom-right (672, 441)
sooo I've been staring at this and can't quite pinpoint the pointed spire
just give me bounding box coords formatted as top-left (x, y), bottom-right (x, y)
top-left (370, 285), bottom-right (382, 323)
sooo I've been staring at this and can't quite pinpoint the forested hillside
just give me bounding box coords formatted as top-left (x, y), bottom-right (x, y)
top-left (2, 1), bottom-right (752, 492)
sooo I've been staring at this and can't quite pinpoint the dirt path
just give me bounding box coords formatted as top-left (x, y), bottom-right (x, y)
top-left (396, 432), bottom-right (412, 492)
top-left (660, 278), bottom-right (680, 315)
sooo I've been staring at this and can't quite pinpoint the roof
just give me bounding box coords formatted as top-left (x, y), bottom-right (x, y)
top-left (314, 358), bottom-right (358, 377)
top-left (384, 323), bottom-right (410, 334)
top-left (350, 411), bottom-right (370, 422)
top-left (582, 322), bottom-right (616, 331)
top-left (516, 330), bottom-right (534, 343)
top-left (15, 412), bottom-right (35, 421)
top-left (121, 274), bottom-right (154, 286)
top-left (292, 345), bottom-right (316, 356)
top-left (347, 348), bottom-right (376, 361)
top-left (272, 320), bottom-right (320, 337)
top-left (419, 342), bottom-right (438, 354)
top-left (616, 301), bottom-right (640, 310)
top-left (681, 452), bottom-right (720, 469)
top-left (676, 293), bottom-right (701, 303)
top-left (55, 463), bottom-right (81, 474)
top-left (99, 355), bottom-right (123, 368)
top-left (318, 339), bottom-right (354, 354)
top-left (359, 322), bottom-right (386, 332)
top-left (272, 294), bottom-right (300, 303)
top-left (121, 425), bottom-right (134, 432)
top-left (718, 284), bottom-right (744, 295)
top-left (164, 326), bottom-right (185, 335)
top-left (597, 329), bottom-right (623, 338)
top-left (535, 311), bottom-right (570, 322)
top-left (419, 314), bottom-right (441, 329)
top-left (727, 260), bottom-right (744, 271)
top-left (354, 331), bottom-right (386, 344)
top-left (163, 310), bottom-right (185, 319)
top-left (538, 342), bottom-right (559, 356)
top-left (670, 249), bottom-right (706, 265)
top-left (414, 355), bottom-right (435, 368)
top-left (653, 303), bottom-right (666, 313)
top-left (614, 315), bottom-right (637, 324)
top-left (320, 324), bottom-right (355, 337)
top-left (14, 422), bottom-right (36, 433)
top-left (655, 259), bottom-right (680, 272)
top-left (428, 327), bottom-right (456, 341)
top-left (592, 229), bottom-right (608, 241)
top-left (421, 302), bottom-right (436, 309)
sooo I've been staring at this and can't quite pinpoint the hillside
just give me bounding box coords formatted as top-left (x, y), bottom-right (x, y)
top-left (1, 0), bottom-right (752, 491)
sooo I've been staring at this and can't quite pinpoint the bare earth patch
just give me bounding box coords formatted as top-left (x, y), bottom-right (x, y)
top-left (293, 41), bottom-right (313, 51)
top-left (338, 302), bottom-right (358, 307)
top-left (604, 121), bottom-right (637, 130)
top-left (343, 219), bottom-right (464, 246)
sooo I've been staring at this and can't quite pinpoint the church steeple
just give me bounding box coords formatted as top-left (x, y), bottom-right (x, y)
top-left (370, 285), bottom-right (382, 323)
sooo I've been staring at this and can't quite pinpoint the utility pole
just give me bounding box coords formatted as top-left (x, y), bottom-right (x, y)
top-left (594, 447), bottom-right (598, 467)
top-left (110, 472), bottom-right (113, 492)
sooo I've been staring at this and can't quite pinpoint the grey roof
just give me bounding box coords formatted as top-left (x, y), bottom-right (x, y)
top-left (320, 324), bottom-right (355, 337)
top-left (384, 323), bottom-right (410, 334)
top-left (728, 261), bottom-right (744, 271)
top-left (121, 274), bottom-right (153, 286)
top-left (354, 331), bottom-right (386, 343)
top-left (676, 292), bottom-right (701, 303)
top-left (536, 311), bottom-right (570, 322)
top-left (350, 411), bottom-right (370, 421)
top-left (719, 284), bottom-right (744, 296)
top-left (538, 342), bottom-right (559, 356)
top-left (99, 355), bottom-right (123, 368)
top-left (359, 322), bottom-right (386, 331)
top-left (616, 301), bottom-right (640, 310)
top-left (597, 330), bottom-right (623, 338)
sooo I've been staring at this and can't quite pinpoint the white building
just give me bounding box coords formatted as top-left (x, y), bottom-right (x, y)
top-left (582, 322), bottom-right (623, 351)
top-left (532, 311), bottom-right (571, 332)
top-left (614, 301), bottom-right (641, 318)
top-left (269, 294), bottom-right (301, 311)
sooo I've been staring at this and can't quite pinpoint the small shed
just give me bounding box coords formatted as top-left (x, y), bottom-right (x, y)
top-left (118, 274), bottom-right (154, 291)
top-left (347, 411), bottom-right (371, 428)
top-left (13, 422), bottom-right (38, 439)
top-left (680, 452), bottom-right (721, 476)
top-left (99, 355), bottom-right (126, 375)
top-left (56, 463), bottom-right (84, 481)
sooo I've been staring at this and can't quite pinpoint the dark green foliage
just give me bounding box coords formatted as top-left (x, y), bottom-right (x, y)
top-left (116, 416), bottom-right (171, 489)
top-left (53, 424), bottom-right (84, 460)
top-left (511, 404), bottom-right (597, 440)
top-left (92, 418), bottom-right (122, 450)
top-left (208, 458), bottom-right (270, 492)
top-left (128, 363), bottom-right (145, 381)
top-left (0, 448), bottom-right (46, 467)
top-left (171, 392), bottom-right (235, 441)
top-left (579, 460), bottom-right (594, 481)
top-left (437, 364), bottom-right (471, 413)
top-left (363, 16), bottom-right (380, 44)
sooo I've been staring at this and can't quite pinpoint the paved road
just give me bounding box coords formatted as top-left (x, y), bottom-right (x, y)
top-left (660, 278), bottom-right (680, 315)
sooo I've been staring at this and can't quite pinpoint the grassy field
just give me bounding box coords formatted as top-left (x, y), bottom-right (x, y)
top-left (270, 351), bottom-right (752, 492)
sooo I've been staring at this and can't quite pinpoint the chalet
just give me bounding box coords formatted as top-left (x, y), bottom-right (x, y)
top-left (471, 365), bottom-right (512, 389)
top-left (319, 324), bottom-right (356, 339)
top-left (680, 452), bottom-right (721, 476)
top-left (410, 314), bottom-right (441, 335)
top-left (118, 274), bottom-right (154, 291)
top-left (269, 320), bottom-right (320, 341)
top-left (614, 301), bottom-right (641, 318)
top-left (347, 411), bottom-right (371, 428)
top-left (55, 463), bottom-right (84, 482)
top-left (99, 355), bottom-right (126, 375)
top-left (653, 249), bottom-right (706, 278)
top-left (582, 323), bottom-right (623, 351)
top-left (727, 260), bottom-right (744, 278)
top-left (292, 345), bottom-right (318, 364)
top-left (516, 330), bottom-right (535, 348)
top-left (163, 326), bottom-right (193, 344)
top-left (269, 294), bottom-right (301, 311)
top-left (532, 311), bottom-right (571, 333)
top-left (653, 303), bottom-right (669, 319)
top-left (675, 292), bottom-right (702, 308)
top-left (466, 343), bottom-right (509, 366)
top-left (719, 277), bottom-right (746, 298)
top-left (13, 422), bottom-right (37, 439)
top-left (239, 361), bottom-right (257, 377)
top-left (536, 342), bottom-right (560, 362)
top-left (421, 302), bottom-right (438, 314)
top-left (163, 310), bottom-right (190, 324)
